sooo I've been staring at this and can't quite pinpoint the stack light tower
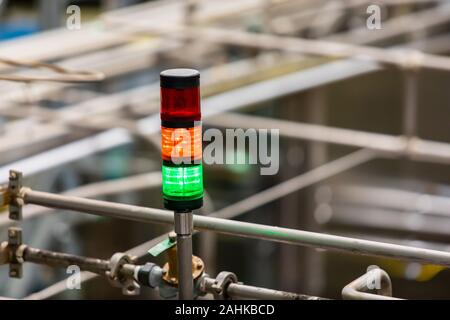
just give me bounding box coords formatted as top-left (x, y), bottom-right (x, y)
top-left (160, 69), bottom-right (203, 300)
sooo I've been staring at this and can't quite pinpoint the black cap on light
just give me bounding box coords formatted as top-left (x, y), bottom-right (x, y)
top-left (160, 68), bottom-right (200, 89)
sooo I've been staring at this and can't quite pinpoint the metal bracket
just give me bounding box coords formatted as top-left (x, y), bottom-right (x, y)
top-left (8, 227), bottom-right (23, 278)
top-left (206, 271), bottom-right (238, 300)
top-left (8, 171), bottom-right (23, 221)
top-left (156, 232), bottom-right (205, 287)
top-left (107, 252), bottom-right (140, 296)
top-left (148, 232), bottom-right (177, 257)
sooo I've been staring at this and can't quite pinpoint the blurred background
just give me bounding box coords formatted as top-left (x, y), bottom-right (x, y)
top-left (0, 0), bottom-right (450, 299)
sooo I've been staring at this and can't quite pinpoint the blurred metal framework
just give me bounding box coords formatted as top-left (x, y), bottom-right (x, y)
top-left (0, 57), bottom-right (105, 82)
top-left (0, 0), bottom-right (450, 299)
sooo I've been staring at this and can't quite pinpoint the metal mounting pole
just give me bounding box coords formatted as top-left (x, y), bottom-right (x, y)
top-left (174, 211), bottom-right (194, 300)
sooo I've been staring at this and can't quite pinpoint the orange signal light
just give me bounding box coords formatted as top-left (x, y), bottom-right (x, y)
top-left (161, 126), bottom-right (202, 162)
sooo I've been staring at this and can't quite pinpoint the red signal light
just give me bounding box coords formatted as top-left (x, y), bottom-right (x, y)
top-left (160, 69), bottom-right (200, 122)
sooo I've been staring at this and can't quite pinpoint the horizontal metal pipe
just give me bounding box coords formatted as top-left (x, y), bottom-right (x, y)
top-left (21, 188), bottom-right (450, 267)
top-left (24, 233), bottom-right (170, 300)
top-left (133, 21), bottom-right (450, 72)
top-left (206, 113), bottom-right (404, 154)
top-left (201, 276), bottom-right (327, 300)
top-left (335, 185), bottom-right (450, 218)
top-left (0, 171), bottom-right (162, 228)
top-left (226, 283), bottom-right (327, 300)
top-left (23, 188), bottom-right (173, 224)
top-left (23, 247), bottom-right (110, 275)
top-left (206, 113), bottom-right (450, 165)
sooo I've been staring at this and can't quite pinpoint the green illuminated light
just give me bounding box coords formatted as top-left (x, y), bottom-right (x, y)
top-left (162, 164), bottom-right (203, 200)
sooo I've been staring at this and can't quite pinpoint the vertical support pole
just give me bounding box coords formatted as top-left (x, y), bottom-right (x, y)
top-left (403, 70), bottom-right (419, 138)
top-left (174, 211), bottom-right (194, 300)
top-left (278, 93), bottom-right (303, 292)
top-left (402, 69), bottom-right (419, 178)
top-left (38, 0), bottom-right (66, 30)
top-left (305, 88), bottom-right (327, 295)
